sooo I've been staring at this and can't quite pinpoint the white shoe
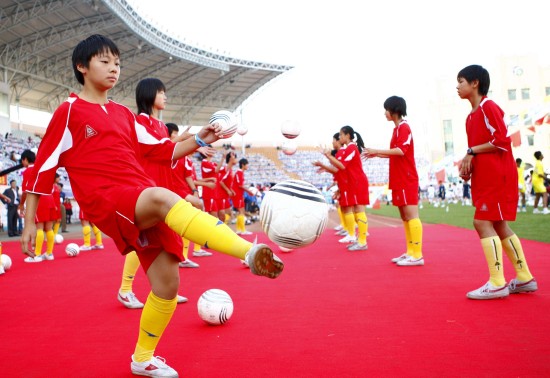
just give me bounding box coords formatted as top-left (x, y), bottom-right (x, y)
top-left (244, 243), bottom-right (284, 279)
top-left (509, 278), bottom-right (538, 294)
top-left (0, 265), bottom-right (5, 275)
top-left (92, 244), bottom-right (105, 250)
top-left (24, 255), bottom-right (44, 263)
top-left (338, 235), bottom-right (356, 244)
top-left (396, 256), bottom-right (424, 266)
top-left (177, 295), bottom-right (188, 303)
top-left (533, 208), bottom-right (541, 214)
top-left (335, 229), bottom-right (348, 236)
top-left (192, 249), bottom-right (212, 257)
top-left (43, 253), bottom-right (54, 261)
top-left (178, 259), bottom-right (199, 268)
top-left (391, 253), bottom-right (408, 263)
top-left (467, 281), bottom-right (509, 300)
top-left (543, 208), bottom-right (550, 215)
top-left (237, 230), bottom-right (253, 235)
top-left (80, 245), bottom-right (92, 251)
top-left (334, 224), bottom-right (343, 231)
top-left (131, 355), bottom-right (178, 377)
top-left (118, 291), bottom-right (144, 309)
top-left (521, 207), bottom-right (527, 213)
top-left (347, 242), bottom-right (368, 251)
top-left (241, 259), bottom-right (249, 268)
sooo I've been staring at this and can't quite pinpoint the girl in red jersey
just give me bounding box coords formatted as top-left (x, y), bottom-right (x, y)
top-left (21, 35), bottom-right (283, 377)
top-left (457, 64), bottom-right (537, 300)
top-left (321, 126), bottom-right (369, 251)
top-left (218, 151), bottom-right (237, 224)
top-left (363, 96), bottom-right (424, 266)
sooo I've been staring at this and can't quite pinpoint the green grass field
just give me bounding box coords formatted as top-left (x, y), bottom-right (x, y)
top-left (366, 201), bottom-right (550, 243)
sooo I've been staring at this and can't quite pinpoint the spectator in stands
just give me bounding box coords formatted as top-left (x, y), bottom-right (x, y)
top-left (457, 64), bottom-right (537, 299)
top-left (364, 96), bottom-right (424, 266)
top-left (20, 35), bottom-right (283, 378)
top-left (64, 197), bottom-right (73, 223)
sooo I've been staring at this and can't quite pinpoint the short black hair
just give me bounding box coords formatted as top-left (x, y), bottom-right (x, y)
top-left (516, 158), bottom-right (522, 164)
top-left (136, 78), bottom-right (166, 115)
top-left (239, 158), bottom-right (249, 168)
top-left (457, 65), bottom-right (490, 96)
top-left (72, 34), bottom-right (120, 85)
top-left (20, 149), bottom-right (36, 163)
top-left (165, 122), bottom-right (179, 136)
top-left (534, 151), bottom-right (542, 160)
top-left (384, 96), bottom-right (407, 117)
top-left (225, 152), bottom-right (236, 164)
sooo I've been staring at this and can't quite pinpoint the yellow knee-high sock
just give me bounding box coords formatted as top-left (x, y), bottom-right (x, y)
top-left (82, 225), bottom-right (91, 246)
top-left (408, 218), bottom-right (423, 258)
top-left (92, 225), bottom-right (103, 245)
top-left (237, 214), bottom-right (246, 232)
top-left (343, 212), bottom-right (356, 237)
top-left (193, 242), bottom-right (202, 252)
top-left (502, 234), bottom-right (533, 282)
top-left (35, 229), bottom-right (44, 256)
top-left (481, 236), bottom-right (506, 287)
top-left (120, 251), bottom-right (140, 293)
top-left (133, 292), bottom-right (177, 362)
top-left (354, 212), bottom-right (368, 245)
top-left (165, 200), bottom-right (251, 259)
top-left (337, 206), bottom-right (345, 228)
top-left (182, 238), bottom-right (190, 260)
top-left (53, 222), bottom-right (60, 236)
top-left (403, 220), bottom-right (413, 255)
top-left (45, 230), bottom-right (55, 254)
top-left (224, 213), bottom-right (231, 225)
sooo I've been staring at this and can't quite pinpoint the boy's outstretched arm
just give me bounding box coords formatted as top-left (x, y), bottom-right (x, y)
top-left (20, 192), bottom-right (39, 257)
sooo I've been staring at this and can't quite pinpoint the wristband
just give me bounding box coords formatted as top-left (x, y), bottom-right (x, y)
top-left (194, 134), bottom-right (208, 147)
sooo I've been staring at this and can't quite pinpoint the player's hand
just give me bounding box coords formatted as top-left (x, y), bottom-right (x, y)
top-left (197, 123), bottom-right (223, 144)
top-left (459, 155), bottom-right (473, 177)
top-left (312, 160), bottom-right (322, 167)
top-left (20, 223), bottom-right (37, 258)
top-left (362, 148), bottom-right (377, 158)
top-left (204, 182), bottom-right (216, 189)
top-left (197, 146), bottom-right (216, 157)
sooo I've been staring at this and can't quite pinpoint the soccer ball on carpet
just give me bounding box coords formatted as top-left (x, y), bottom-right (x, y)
top-left (197, 289), bottom-right (234, 325)
top-left (1, 254), bottom-right (12, 270)
top-left (65, 243), bottom-right (80, 257)
top-left (209, 110), bottom-right (238, 139)
top-left (260, 179), bottom-right (329, 249)
top-left (280, 120), bottom-right (300, 139)
top-left (55, 234), bottom-right (64, 244)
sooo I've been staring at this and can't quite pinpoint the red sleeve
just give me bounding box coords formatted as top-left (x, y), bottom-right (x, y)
top-left (135, 117), bottom-right (177, 166)
top-left (394, 123), bottom-right (413, 155)
top-left (481, 100), bottom-right (510, 151)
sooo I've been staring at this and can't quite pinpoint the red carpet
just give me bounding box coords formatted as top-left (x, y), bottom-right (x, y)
top-left (1, 223), bottom-right (549, 377)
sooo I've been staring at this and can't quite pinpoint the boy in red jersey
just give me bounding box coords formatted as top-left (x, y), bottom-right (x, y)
top-left (363, 96), bottom-right (424, 266)
top-left (457, 64), bottom-right (537, 299)
top-left (20, 35), bottom-right (283, 377)
top-left (200, 149), bottom-right (221, 220)
top-left (232, 158), bottom-right (255, 235)
top-left (218, 151), bottom-right (237, 224)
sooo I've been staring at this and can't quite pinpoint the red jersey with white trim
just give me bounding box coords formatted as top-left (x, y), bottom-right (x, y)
top-left (171, 157), bottom-right (193, 198)
top-left (389, 120), bottom-right (419, 190)
top-left (232, 168), bottom-right (245, 199)
top-left (333, 147), bottom-right (348, 190)
top-left (23, 94), bottom-right (175, 228)
top-left (201, 159), bottom-right (218, 199)
top-left (136, 113), bottom-right (176, 191)
top-left (219, 166), bottom-right (234, 200)
top-left (466, 97), bottom-right (518, 204)
top-left (338, 142), bottom-right (369, 193)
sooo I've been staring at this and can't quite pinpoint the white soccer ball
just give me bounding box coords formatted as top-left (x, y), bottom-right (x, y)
top-left (278, 245), bottom-right (293, 253)
top-left (1, 254), bottom-right (12, 270)
top-left (209, 110), bottom-right (238, 139)
top-left (280, 120), bottom-right (301, 139)
top-left (260, 180), bottom-right (329, 249)
top-left (281, 140), bottom-right (297, 155)
top-left (65, 243), bottom-right (80, 257)
top-left (236, 124), bottom-right (248, 136)
top-left (197, 289), bottom-right (234, 325)
top-left (55, 234), bottom-right (64, 244)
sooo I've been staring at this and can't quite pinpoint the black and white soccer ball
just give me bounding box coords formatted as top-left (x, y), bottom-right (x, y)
top-left (197, 289), bottom-right (234, 325)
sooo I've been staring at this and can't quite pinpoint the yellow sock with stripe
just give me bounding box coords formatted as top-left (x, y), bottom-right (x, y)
top-left (45, 230), bottom-right (55, 254)
top-left (224, 213), bottom-right (231, 225)
top-left (408, 218), bottom-right (423, 259)
top-left (35, 229), bottom-right (44, 256)
top-left (120, 251), bottom-right (140, 293)
top-left (53, 222), bottom-right (60, 236)
top-left (92, 225), bottom-right (103, 245)
top-left (502, 234), bottom-right (533, 282)
top-left (133, 292), bottom-right (177, 362)
top-left (354, 212), bottom-right (368, 245)
top-left (237, 214), bottom-right (246, 232)
top-left (165, 200), bottom-right (251, 259)
top-left (82, 225), bottom-right (91, 246)
top-left (480, 236), bottom-right (505, 287)
top-left (337, 206), bottom-right (345, 229)
top-left (403, 220), bottom-right (413, 255)
top-left (182, 238), bottom-right (190, 260)
top-left (343, 212), bottom-right (356, 237)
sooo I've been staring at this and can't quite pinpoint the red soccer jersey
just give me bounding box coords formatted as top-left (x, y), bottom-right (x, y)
top-left (219, 166), bottom-right (234, 200)
top-left (338, 143), bottom-right (369, 193)
top-left (232, 168), bottom-right (245, 199)
top-left (24, 94), bottom-right (175, 235)
top-left (333, 147), bottom-right (348, 191)
top-left (466, 97), bottom-right (518, 207)
top-left (201, 159), bottom-right (218, 199)
top-left (389, 120), bottom-right (419, 190)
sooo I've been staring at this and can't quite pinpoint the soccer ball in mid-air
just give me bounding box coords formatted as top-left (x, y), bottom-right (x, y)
top-left (65, 243), bottom-right (80, 257)
top-left (55, 234), bottom-right (64, 244)
top-left (1, 254), bottom-right (12, 270)
top-left (236, 124), bottom-right (248, 136)
top-left (281, 140), bottom-right (297, 155)
top-left (197, 289), bottom-right (234, 325)
top-left (280, 120), bottom-right (300, 139)
top-left (260, 180), bottom-right (329, 249)
top-left (209, 110), bottom-right (238, 139)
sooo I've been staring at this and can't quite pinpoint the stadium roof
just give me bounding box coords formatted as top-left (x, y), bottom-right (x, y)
top-left (0, 0), bottom-right (293, 126)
